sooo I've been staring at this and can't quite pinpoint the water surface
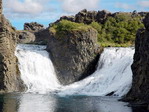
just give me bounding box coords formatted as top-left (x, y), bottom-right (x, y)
top-left (0, 93), bottom-right (148, 112)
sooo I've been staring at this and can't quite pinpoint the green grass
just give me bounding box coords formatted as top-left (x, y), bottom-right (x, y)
top-left (49, 20), bottom-right (92, 33)
top-left (49, 13), bottom-right (144, 47)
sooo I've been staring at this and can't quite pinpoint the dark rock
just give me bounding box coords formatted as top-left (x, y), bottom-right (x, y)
top-left (138, 12), bottom-right (149, 17)
top-left (52, 16), bottom-right (75, 25)
top-left (34, 28), bottom-right (50, 45)
top-left (52, 9), bottom-right (111, 25)
top-left (96, 10), bottom-right (111, 23)
top-left (17, 30), bottom-right (35, 44)
top-left (47, 27), bottom-right (103, 85)
top-left (143, 13), bottom-right (149, 31)
top-left (24, 22), bottom-right (44, 32)
top-left (75, 9), bottom-right (98, 24)
top-left (126, 13), bottom-right (149, 105)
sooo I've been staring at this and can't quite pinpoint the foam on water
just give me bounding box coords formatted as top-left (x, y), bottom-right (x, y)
top-left (16, 44), bottom-right (135, 97)
top-left (15, 44), bottom-right (60, 93)
top-left (59, 47), bottom-right (135, 97)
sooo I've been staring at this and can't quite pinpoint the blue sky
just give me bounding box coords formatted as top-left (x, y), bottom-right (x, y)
top-left (3, 0), bottom-right (149, 30)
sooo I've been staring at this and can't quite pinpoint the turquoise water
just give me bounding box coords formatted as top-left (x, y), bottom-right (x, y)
top-left (0, 93), bottom-right (147, 112)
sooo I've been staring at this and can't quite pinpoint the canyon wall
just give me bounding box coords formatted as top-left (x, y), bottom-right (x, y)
top-left (0, 0), bottom-right (24, 92)
top-left (126, 13), bottom-right (149, 105)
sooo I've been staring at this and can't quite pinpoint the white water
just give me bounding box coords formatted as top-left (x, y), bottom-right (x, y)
top-left (16, 44), bottom-right (135, 97)
top-left (59, 47), bottom-right (135, 97)
top-left (15, 44), bottom-right (60, 93)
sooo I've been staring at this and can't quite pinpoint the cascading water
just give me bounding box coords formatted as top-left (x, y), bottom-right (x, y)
top-left (59, 47), bottom-right (135, 97)
top-left (15, 44), bottom-right (60, 93)
top-left (16, 44), bottom-right (134, 97)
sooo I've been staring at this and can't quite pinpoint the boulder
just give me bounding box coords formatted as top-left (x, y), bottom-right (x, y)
top-left (34, 29), bottom-right (50, 45)
top-left (47, 26), bottom-right (103, 85)
top-left (75, 9), bottom-right (98, 24)
top-left (24, 22), bottom-right (44, 32)
top-left (126, 13), bottom-right (149, 105)
top-left (96, 10), bottom-right (111, 23)
top-left (17, 30), bottom-right (36, 44)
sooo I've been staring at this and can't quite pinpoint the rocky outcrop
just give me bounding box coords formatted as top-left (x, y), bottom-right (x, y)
top-left (0, 1), bottom-right (25, 92)
top-left (75, 9), bottom-right (98, 24)
top-left (47, 27), bottom-right (102, 85)
top-left (53, 9), bottom-right (111, 25)
top-left (17, 31), bottom-right (36, 44)
top-left (126, 13), bottom-right (149, 105)
top-left (34, 29), bottom-right (50, 45)
top-left (18, 22), bottom-right (49, 44)
top-left (53, 9), bottom-right (149, 26)
top-left (0, 0), bottom-right (2, 15)
top-left (24, 22), bottom-right (44, 32)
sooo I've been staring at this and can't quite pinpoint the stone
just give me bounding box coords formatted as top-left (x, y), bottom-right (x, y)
top-left (24, 22), bottom-right (44, 32)
top-left (75, 9), bottom-right (98, 24)
top-left (17, 30), bottom-right (36, 44)
top-left (126, 13), bottom-right (149, 105)
top-left (0, 0), bottom-right (2, 15)
top-left (0, 15), bottom-right (25, 92)
top-left (47, 27), bottom-right (103, 85)
top-left (96, 10), bottom-right (111, 23)
top-left (34, 29), bottom-right (50, 45)
top-left (143, 13), bottom-right (149, 31)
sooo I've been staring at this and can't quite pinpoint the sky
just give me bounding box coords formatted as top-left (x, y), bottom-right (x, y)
top-left (3, 0), bottom-right (149, 30)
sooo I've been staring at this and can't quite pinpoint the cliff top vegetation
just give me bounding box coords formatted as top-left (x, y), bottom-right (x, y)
top-left (50, 13), bottom-right (144, 47)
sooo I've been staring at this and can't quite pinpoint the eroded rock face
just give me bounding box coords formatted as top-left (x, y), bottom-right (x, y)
top-left (0, 15), bottom-right (25, 92)
top-left (75, 9), bottom-right (98, 24)
top-left (143, 13), bottom-right (149, 31)
top-left (17, 31), bottom-right (36, 44)
top-left (126, 13), bottom-right (149, 104)
top-left (52, 9), bottom-right (111, 25)
top-left (19, 22), bottom-right (49, 44)
top-left (47, 28), bottom-right (103, 85)
top-left (0, 0), bottom-right (2, 15)
top-left (24, 22), bottom-right (44, 32)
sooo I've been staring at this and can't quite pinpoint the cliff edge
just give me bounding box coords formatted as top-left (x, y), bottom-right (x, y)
top-left (0, 0), bottom-right (24, 92)
top-left (126, 13), bottom-right (149, 106)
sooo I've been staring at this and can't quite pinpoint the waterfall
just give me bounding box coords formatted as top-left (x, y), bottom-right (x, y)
top-left (59, 47), bottom-right (135, 97)
top-left (15, 44), bottom-right (60, 93)
top-left (16, 44), bottom-right (134, 97)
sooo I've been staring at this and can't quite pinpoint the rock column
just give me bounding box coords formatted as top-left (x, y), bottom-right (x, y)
top-left (0, 0), bottom-right (2, 15)
top-left (126, 13), bottom-right (149, 105)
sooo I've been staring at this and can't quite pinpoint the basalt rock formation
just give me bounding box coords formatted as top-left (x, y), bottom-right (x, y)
top-left (47, 26), bottom-right (103, 85)
top-left (24, 22), bottom-right (44, 32)
top-left (18, 22), bottom-right (49, 44)
top-left (126, 13), bottom-right (149, 106)
top-left (53, 9), bottom-right (112, 25)
top-left (53, 9), bottom-right (148, 26)
top-left (0, 0), bottom-right (25, 92)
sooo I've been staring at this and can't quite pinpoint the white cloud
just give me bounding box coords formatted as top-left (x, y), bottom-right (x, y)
top-left (3, 0), bottom-right (59, 20)
top-left (115, 3), bottom-right (134, 10)
top-left (139, 1), bottom-right (149, 8)
top-left (60, 0), bottom-right (100, 13)
top-left (4, 0), bottom-right (45, 14)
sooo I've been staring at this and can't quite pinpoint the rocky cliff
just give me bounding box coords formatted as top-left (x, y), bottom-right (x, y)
top-left (0, 1), bottom-right (24, 92)
top-left (53, 9), bottom-right (148, 26)
top-left (126, 13), bottom-right (149, 105)
top-left (47, 21), bottom-right (102, 85)
top-left (18, 22), bottom-right (49, 44)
